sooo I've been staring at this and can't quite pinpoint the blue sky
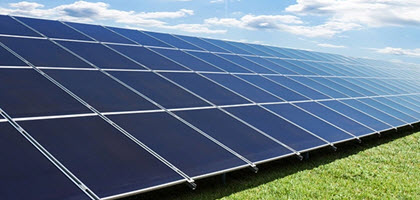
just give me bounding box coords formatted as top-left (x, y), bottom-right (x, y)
top-left (1, 0), bottom-right (420, 64)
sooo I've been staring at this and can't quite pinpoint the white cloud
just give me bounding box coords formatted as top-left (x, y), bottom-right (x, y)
top-left (317, 43), bottom-right (346, 48)
top-left (205, 14), bottom-right (303, 29)
top-left (210, 0), bottom-right (224, 3)
top-left (0, 1), bottom-right (225, 34)
top-left (375, 47), bottom-right (420, 57)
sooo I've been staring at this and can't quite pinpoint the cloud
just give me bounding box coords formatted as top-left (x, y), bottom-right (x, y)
top-left (375, 47), bottom-right (420, 57)
top-left (0, 1), bottom-right (225, 34)
top-left (210, 0), bottom-right (224, 3)
top-left (317, 43), bottom-right (346, 48)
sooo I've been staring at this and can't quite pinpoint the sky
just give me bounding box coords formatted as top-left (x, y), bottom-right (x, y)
top-left (1, 0), bottom-right (420, 65)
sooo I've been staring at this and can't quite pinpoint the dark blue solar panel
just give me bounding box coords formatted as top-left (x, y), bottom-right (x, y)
top-left (142, 31), bottom-right (203, 51)
top-left (45, 69), bottom-right (159, 112)
top-left (243, 56), bottom-right (299, 75)
top-left (108, 27), bottom-right (173, 48)
top-left (175, 35), bottom-right (229, 53)
top-left (247, 44), bottom-right (289, 58)
top-left (201, 38), bottom-right (251, 55)
top-left (295, 102), bottom-right (373, 137)
top-left (109, 112), bottom-right (247, 176)
top-left (341, 99), bottom-right (406, 127)
top-left (186, 51), bottom-right (252, 73)
top-left (0, 15), bottom-right (41, 37)
top-left (237, 75), bottom-right (308, 101)
top-left (285, 60), bottom-right (331, 75)
top-left (175, 108), bottom-right (293, 162)
top-left (64, 22), bottom-right (135, 44)
top-left (347, 78), bottom-right (389, 95)
top-left (266, 76), bottom-right (330, 100)
top-left (357, 98), bottom-right (417, 123)
top-left (0, 120), bottom-right (88, 200)
top-left (151, 48), bottom-right (223, 72)
top-left (0, 68), bottom-right (91, 118)
top-left (19, 116), bottom-right (184, 198)
top-left (225, 105), bottom-right (327, 151)
top-left (216, 54), bottom-right (276, 74)
top-left (0, 45), bottom-right (26, 66)
top-left (267, 58), bottom-right (316, 75)
top-left (108, 44), bottom-right (189, 71)
top-left (319, 100), bottom-right (392, 131)
top-left (16, 16), bottom-right (93, 41)
top-left (388, 96), bottom-right (420, 114)
top-left (264, 104), bottom-right (354, 142)
top-left (0, 37), bottom-right (92, 68)
top-left (311, 77), bottom-right (362, 97)
top-left (204, 73), bottom-right (281, 103)
top-left (374, 97), bottom-right (420, 119)
top-left (329, 78), bottom-right (376, 96)
top-left (109, 71), bottom-right (210, 109)
top-left (227, 41), bottom-right (272, 57)
top-left (268, 47), bottom-right (302, 59)
top-left (57, 41), bottom-right (146, 70)
top-left (161, 72), bottom-right (251, 105)
top-left (289, 76), bottom-right (348, 98)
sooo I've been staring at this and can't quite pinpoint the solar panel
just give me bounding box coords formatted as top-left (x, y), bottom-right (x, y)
top-left (0, 14), bottom-right (418, 199)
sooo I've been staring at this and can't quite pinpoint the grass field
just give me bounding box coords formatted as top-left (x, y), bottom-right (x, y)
top-left (129, 129), bottom-right (420, 200)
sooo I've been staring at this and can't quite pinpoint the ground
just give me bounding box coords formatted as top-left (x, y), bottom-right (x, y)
top-left (128, 129), bottom-right (420, 200)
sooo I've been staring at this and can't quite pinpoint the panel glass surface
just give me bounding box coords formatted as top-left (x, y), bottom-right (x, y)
top-left (64, 22), bottom-right (135, 44)
top-left (311, 77), bottom-right (363, 97)
top-left (186, 51), bottom-right (252, 73)
top-left (16, 16), bottom-right (93, 41)
top-left (295, 102), bottom-right (373, 137)
top-left (237, 75), bottom-right (308, 101)
top-left (264, 104), bottom-right (353, 142)
top-left (142, 31), bottom-right (203, 51)
top-left (357, 98), bottom-right (417, 123)
top-left (175, 35), bottom-right (229, 53)
top-left (225, 105), bottom-right (327, 151)
top-left (108, 27), bottom-right (173, 48)
top-left (0, 121), bottom-right (88, 200)
top-left (204, 73), bottom-right (281, 103)
top-left (19, 116), bottom-right (184, 198)
top-left (109, 112), bottom-right (247, 176)
top-left (175, 108), bottom-right (293, 162)
top-left (285, 60), bottom-right (331, 75)
top-left (45, 69), bottom-right (159, 112)
top-left (266, 76), bottom-right (330, 100)
top-left (109, 71), bottom-right (210, 109)
top-left (227, 41), bottom-right (272, 57)
top-left (0, 15), bottom-right (41, 37)
top-left (246, 44), bottom-right (288, 58)
top-left (341, 99), bottom-right (406, 127)
top-left (108, 44), bottom-right (189, 71)
top-left (266, 58), bottom-right (315, 75)
top-left (319, 100), bottom-right (392, 131)
top-left (216, 54), bottom-right (276, 74)
top-left (243, 56), bottom-right (298, 75)
top-left (58, 41), bottom-right (146, 70)
top-left (151, 48), bottom-right (223, 72)
top-left (289, 76), bottom-right (348, 98)
top-left (0, 68), bottom-right (91, 118)
top-left (0, 37), bottom-right (92, 68)
top-left (201, 38), bottom-right (251, 55)
top-left (0, 45), bottom-right (27, 66)
top-left (374, 97), bottom-right (420, 119)
top-left (161, 72), bottom-right (251, 105)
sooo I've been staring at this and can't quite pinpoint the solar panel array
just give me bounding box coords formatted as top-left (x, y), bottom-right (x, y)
top-left (0, 15), bottom-right (419, 200)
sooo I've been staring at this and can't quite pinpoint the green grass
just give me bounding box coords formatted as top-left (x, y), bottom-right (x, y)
top-left (129, 129), bottom-right (420, 200)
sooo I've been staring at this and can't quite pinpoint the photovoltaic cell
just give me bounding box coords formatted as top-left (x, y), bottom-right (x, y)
top-left (227, 41), bottom-right (272, 57)
top-left (161, 72), bottom-right (251, 105)
top-left (142, 31), bottom-right (203, 51)
top-left (216, 54), bottom-right (276, 74)
top-left (175, 108), bottom-right (293, 162)
top-left (357, 98), bottom-right (417, 123)
top-left (109, 71), bottom-right (211, 109)
top-left (19, 116), bottom-right (185, 198)
top-left (44, 69), bottom-right (159, 112)
top-left (151, 48), bottom-right (224, 72)
top-left (0, 45), bottom-right (27, 66)
top-left (16, 16), bottom-right (93, 41)
top-left (0, 37), bottom-right (92, 68)
top-left (243, 56), bottom-right (299, 75)
top-left (203, 73), bottom-right (281, 103)
top-left (108, 27), bottom-right (173, 48)
top-left (109, 112), bottom-right (247, 176)
top-left (201, 38), bottom-right (251, 55)
top-left (266, 76), bottom-right (330, 100)
top-left (289, 76), bottom-right (348, 98)
top-left (108, 44), bottom-right (189, 71)
top-left (0, 120), bottom-right (88, 200)
top-left (175, 35), bottom-right (230, 53)
top-left (57, 41), bottom-right (146, 70)
top-left (264, 104), bottom-right (354, 142)
top-left (374, 97), bottom-right (420, 119)
top-left (225, 105), bottom-right (328, 151)
top-left (0, 15), bottom-right (41, 37)
top-left (64, 22), bottom-right (136, 44)
top-left (0, 68), bottom-right (91, 118)
top-left (267, 58), bottom-right (315, 75)
top-left (186, 51), bottom-right (252, 73)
